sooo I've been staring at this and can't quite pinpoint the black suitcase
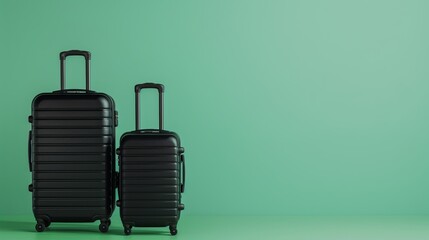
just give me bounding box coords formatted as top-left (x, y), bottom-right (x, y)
top-left (116, 83), bottom-right (185, 235)
top-left (28, 50), bottom-right (118, 232)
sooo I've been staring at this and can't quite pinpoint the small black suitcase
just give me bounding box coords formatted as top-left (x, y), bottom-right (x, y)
top-left (116, 83), bottom-right (185, 235)
top-left (28, 50), bottom-right (118, 232)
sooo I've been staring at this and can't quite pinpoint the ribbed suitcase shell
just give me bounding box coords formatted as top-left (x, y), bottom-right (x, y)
top-left (117, 83), bottom-right (185, 235)
top-left (118, 131), bottom-right (184, 228)
top-left (30, 93), bottom-right (117, 227)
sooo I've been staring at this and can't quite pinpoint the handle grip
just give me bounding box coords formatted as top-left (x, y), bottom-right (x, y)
top-left (59, 50), bottom-right (91, 90)
top-left (28, 131), bottom-right (32, 172)
top-left (135, 83), bottom-right (164, 93)
top-left (134, 83), bottom-right (165, 130)
top-left (115, 172), bottom-right (119, 189)
top-left (180, 154), bottom-right (185, 193)
top-left (60, 50), bottom-right (91, 60)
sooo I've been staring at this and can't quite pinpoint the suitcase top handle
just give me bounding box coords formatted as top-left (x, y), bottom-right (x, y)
top-left (59, 50), bottom-right (91, 91)
top-left (135, 83), bottom-right (165, 130)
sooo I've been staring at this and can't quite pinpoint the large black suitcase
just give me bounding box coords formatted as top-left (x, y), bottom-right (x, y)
top-left (116, 83), bottom-right (185, 235)
top-left (28, 50), bottom-right (118, 232)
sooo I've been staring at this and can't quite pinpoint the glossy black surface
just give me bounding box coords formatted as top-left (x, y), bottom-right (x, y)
top-left (118, 131), bottom-right (184, 228)
top-left (117, 83), bottom-right (185, 235)
top-left (29, 93), bottom-right (117, 228)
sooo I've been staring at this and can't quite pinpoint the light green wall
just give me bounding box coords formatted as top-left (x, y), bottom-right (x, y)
top-left (1, 0), bottom-right (429, 215)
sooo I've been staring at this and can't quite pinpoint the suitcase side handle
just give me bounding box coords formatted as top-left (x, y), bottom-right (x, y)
top-left (59, 50), bottom-right (91, 91)
top-left (134, 83), bottom-right (165, 130)
top-left (180, 154), bottom-right (185, 193)
top-left (28, 130), bottom-right (32, 172)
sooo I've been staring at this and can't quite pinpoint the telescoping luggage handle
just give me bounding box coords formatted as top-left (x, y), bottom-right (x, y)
top-left (135, 83), bottom-right (165, 130)
top-left (135, 83), bottom-right (185, 192)
top-left (59, 50), bottom-right (91, 91)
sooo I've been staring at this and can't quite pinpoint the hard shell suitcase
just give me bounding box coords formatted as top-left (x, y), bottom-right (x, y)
top-left (28, 50), bottom-right (118, 232)
top-left (116, 83), bottom-right (185, 235)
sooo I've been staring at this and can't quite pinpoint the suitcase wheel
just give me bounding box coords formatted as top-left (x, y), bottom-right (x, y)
top-left (124, 225), bottom-right (132, 235)
top-left (35, 219), bottom-right (50, 232)
top-left (169, 225), bottom-right (178, 236)
top-left (99, 219), bottom-right (110, 233)
top-left (35, 222), bottom-right (45, 232)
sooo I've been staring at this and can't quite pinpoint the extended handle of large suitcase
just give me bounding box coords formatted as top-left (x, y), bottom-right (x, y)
top-left (134, 83), bottom-right (165, 130)
top-left (59, 50), bottom-right (91, 91)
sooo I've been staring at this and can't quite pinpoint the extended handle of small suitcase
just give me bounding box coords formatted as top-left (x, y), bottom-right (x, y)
top-left (59, 50), bottom-right (91, 91)
top-left (134, 83), bottom-right (165, 130)
top-left (28, 131), bottom-right (32, 172)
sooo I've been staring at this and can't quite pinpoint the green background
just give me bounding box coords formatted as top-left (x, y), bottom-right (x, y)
top-left (1, 0), bottom-right (429, 218)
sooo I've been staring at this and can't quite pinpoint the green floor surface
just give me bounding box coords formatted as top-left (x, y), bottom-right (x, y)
top-left (1, 216), bottom-right (428, 239)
